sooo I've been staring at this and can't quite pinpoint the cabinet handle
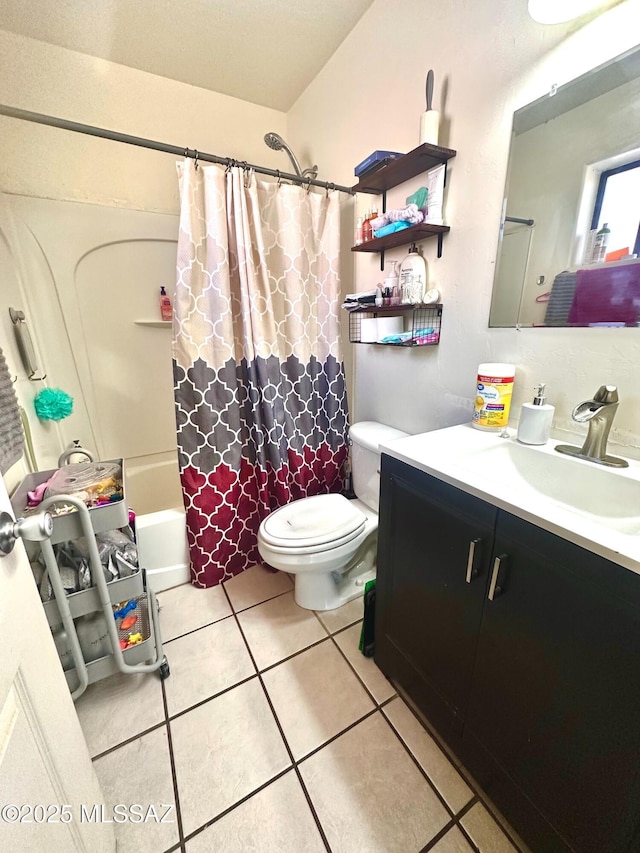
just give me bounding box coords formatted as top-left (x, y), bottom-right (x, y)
top-left (465, 538), bottom-right (482, 583)
top-left (488, 554), bottom-right (508, 600)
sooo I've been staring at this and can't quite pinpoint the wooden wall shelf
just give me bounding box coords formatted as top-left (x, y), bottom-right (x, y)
top-left (352, 142), bottom-right (456, 195)
top-left (351, 223), bottom-right (450, 258)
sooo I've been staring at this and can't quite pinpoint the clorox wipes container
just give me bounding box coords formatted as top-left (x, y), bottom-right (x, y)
top-left (472, 363), bottom-right (515, 431)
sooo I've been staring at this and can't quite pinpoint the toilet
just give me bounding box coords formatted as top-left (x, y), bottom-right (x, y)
top-left (257, 421), bottom-right (409, 611)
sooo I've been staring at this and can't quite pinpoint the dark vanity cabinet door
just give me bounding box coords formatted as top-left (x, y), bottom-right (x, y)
top-left (375, 456), bottom-right (497, 739)
top-left (463, 511), bottom-right (640, 853)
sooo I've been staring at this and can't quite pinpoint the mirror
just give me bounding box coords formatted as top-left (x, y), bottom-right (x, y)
top-left (490, 45), bottom-right (640, 328)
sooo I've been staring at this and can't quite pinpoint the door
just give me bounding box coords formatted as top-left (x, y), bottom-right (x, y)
top-left (375, 457), bottom-right (496, 737)
top-left (0, 474), bottom-right (115, 852)
top-left (464, 510), bottom-right (640, 853)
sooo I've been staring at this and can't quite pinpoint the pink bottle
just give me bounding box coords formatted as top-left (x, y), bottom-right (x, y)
top-left (160, 286), bottom-right (172, 321)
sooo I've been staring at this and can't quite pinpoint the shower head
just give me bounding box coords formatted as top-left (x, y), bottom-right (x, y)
top-left (263, 131), bottom-right (305, 177)
top-left (264, 132), bottom-right (286, 152)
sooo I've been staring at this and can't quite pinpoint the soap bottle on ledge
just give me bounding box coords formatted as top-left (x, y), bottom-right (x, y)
top-left (517, 383), bottom-right (554, 445)
top-left (160, 286), bottom-right (173, 321)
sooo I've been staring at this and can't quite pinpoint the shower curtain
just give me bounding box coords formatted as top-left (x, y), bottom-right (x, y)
top-left (173, 160), bottom-right (349, 587)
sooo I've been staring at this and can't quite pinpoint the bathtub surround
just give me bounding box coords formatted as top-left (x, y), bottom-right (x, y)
top-left (173, 161), bottom-right (349, 586)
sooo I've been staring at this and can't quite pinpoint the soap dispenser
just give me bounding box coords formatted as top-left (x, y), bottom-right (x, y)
top-left (517, 383), bottom-right (554, 445)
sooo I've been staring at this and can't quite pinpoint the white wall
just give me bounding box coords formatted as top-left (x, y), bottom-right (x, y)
top-left (0, 30), bottom-right (289, 498)
top-left (0, 30), bottom-right (288, 212)
top-left (289, 0), bottom-right (640, 458)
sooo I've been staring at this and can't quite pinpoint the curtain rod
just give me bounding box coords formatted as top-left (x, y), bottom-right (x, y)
top-left (505, 216), bottom-right (535, 226)
top-left (0, 103), bottom-right (355, 195)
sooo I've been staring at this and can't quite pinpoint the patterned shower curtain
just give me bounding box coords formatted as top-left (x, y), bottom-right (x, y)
top-left (173, 160), bottom-right (349, 587)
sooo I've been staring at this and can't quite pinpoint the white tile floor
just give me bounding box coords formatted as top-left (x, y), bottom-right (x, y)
top-left (76, 564), bottom-right (525, 853)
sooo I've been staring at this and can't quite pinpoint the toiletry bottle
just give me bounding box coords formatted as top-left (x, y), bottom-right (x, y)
top-left (517, 383), bottom-right (555, 445)
top-left (160, 286), bottom-right (173, 321)
top-left (593, 223), bottom-right (611, 262)
top-left (399, 244), bottom-right (427, 304)
top-left (384, 260), bottom-right (399, 301)
top-left (362, 211), bottom-right (372, 243)
top-left (375, 285), bottom-right (383, 307)
top-left (355, 217), bottom-right (364, 246)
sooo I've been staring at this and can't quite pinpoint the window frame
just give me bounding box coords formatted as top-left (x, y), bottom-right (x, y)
top-left (590, 158), bottom-right (640, 256)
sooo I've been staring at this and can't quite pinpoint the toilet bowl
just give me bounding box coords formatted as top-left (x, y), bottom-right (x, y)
top-left (257, 421), bottom-right (408, 611)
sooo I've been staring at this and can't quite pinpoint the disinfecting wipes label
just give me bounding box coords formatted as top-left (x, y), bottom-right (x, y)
top-left (473, 372), bottom-right (514, 429)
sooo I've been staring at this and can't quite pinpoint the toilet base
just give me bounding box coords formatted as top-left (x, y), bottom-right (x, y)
top-left (294, 566), bottom-right (376, 611)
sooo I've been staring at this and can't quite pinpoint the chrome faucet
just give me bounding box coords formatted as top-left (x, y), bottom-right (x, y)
top-left (555, 385), bottom-right (628, 468)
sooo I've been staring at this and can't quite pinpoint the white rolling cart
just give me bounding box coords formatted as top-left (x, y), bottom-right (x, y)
top-left (11, 460), bottom-right (170, 701)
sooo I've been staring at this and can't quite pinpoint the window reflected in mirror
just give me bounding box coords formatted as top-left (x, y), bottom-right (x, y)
top-left (489, 46), bottom-right (640, 328)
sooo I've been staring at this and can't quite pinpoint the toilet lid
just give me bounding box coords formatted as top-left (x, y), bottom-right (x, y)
top-left (261, 494), bottom-right (367, 549)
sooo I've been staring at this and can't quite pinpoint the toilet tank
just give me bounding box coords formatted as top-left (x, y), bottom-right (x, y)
top-left (350, 421), bottom-right (409, 512)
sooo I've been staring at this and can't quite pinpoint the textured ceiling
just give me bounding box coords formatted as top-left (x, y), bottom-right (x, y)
top-left (0, 0), bottom-right (374, 111)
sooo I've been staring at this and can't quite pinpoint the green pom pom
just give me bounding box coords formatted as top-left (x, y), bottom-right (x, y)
top-left (34, 388), bottom-right (74, 421)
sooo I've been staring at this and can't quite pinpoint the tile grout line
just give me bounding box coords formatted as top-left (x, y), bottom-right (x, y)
top-left (257, 634), bottom-right (331, 675)
top-left (166, 619), bottom-right (360, 729)
top-left (223, 584), bottom-right (464, 851)
top-left (388, 691), bottom-right (522, 853)
top-left (221, 581), bottom-right (334, 853)
top-left (92, 719), bottom-right (168, 762)
top-left (166, 673), bottom-right (258, 723)
top-left (323, 620), bottom-right (463, 826)
top-left (161, 674), bottom-right (187, 853)
top-left (392, 685), bottom-right (528, 853)
top-left (379, 710), bottom-right (463, 823)
top-left (314, 607), bottom-right (508, 843)
top-left (181, 766), bottom-right (293, 846)
top-left (162, 581), bottom-right (522, 852)
top-left (417, 818), bottom-right (461, 853)
top-left (160, 583), bottom-right (293, 645)
top-left (417, 796), bottom-right (482, 853)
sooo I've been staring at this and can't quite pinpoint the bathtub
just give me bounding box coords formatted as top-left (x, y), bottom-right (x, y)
top-left (135, 507), bottom-right (190, 593)
top-left (125, 454), bottom-right (190, 592)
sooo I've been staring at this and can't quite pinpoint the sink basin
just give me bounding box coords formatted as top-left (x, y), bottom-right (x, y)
top-left (457, 440), bottom-right (640, 535)
top-left (381, 423), bottom-right (640, 573)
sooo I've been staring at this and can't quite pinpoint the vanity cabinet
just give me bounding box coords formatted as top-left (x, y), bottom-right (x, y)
top-left (376, 455), bottom-right (640, 853)
top-left (375, 457), bottom-right (496, 734)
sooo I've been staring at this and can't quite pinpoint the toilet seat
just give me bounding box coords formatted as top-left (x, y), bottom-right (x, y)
top-left (259, 521), bottom-right (367, 556)
top-left (260, 493), bottom-right (366, 550)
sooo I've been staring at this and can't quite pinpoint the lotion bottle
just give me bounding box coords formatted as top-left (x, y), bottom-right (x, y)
top-left (399, 244), bottom-right (427, 304)
top-left (517, 383), bottom-right (554, 445)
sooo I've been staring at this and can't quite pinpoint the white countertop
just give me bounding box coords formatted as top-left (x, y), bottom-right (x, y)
top-left (380, 423), bottom-right (640, 576)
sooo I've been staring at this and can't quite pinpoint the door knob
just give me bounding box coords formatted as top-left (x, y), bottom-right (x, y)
top-left (0, 510), bottom-right (54, 556)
